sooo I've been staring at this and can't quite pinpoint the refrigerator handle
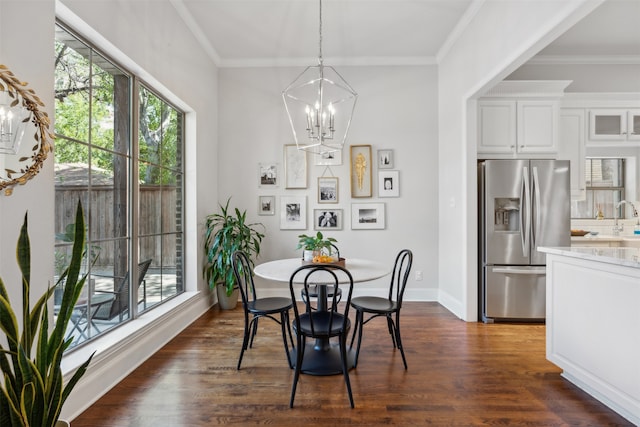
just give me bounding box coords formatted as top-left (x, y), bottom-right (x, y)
top-left (532, 166), bottom-right (541, 250)
top-left (521, 166), bottom-right (531, 257)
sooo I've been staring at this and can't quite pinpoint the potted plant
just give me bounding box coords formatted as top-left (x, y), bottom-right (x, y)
top-left (0, 201), bottom-right (93, 427)
top-left (203, 198), bottom-right (265, 309)
top-left (296, 231), bottom-right (338, 262)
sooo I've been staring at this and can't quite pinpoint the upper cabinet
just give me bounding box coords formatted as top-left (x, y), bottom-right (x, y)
top-left (477, 81), bottom-right (572, 158)
top-left (589, 109), bottom-right (640, 142)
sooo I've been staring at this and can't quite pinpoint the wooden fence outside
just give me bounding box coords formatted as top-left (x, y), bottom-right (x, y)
top-left (55, 186), bottom-right (179, 268)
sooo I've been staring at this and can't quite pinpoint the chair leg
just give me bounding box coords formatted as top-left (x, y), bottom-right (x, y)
top-left (393, 313), bottom-right (408, 370)
top-left (237, 314), bottom-right (251, 370)
top-left (340, 334), bottom-right (355, 408)
top-left (249, 317), bottom-right (259, 348)
top-left (353, 310), bottom-right (365, 368)
top-left (386, 315), bottom-right (396, 348)
top-left (349, 310), bottom-right (359, 349)
top-left (290, 334), bottom-right (304, 408)
top-left (280, 311), bottom-right (293, 368)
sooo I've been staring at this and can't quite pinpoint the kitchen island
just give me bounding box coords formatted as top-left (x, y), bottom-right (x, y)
top-left (539, 246), bottom-right (640, 425)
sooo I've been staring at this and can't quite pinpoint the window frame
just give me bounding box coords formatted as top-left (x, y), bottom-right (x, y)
top-left (54, 21), bottom-right (186, 350)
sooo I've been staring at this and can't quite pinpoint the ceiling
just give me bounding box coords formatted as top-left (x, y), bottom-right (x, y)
top-left (171, 0), bottom-right (640, 68)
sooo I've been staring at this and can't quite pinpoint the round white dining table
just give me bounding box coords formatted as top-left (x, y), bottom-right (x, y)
top-left (254, 257), bottom-right (390, 376)
top-left (254, 257), bottom-right (390, 284)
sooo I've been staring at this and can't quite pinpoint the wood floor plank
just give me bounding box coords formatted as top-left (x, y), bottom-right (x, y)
top-left (71, 302), bottom-right (633, 426)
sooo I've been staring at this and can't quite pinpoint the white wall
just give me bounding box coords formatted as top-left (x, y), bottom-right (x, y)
top-left (218, 65), bottom-right (439, 300)
top-left (437, 0), bottom-right (605, 321)
top-left (0, 0), bottom-right (56, 340)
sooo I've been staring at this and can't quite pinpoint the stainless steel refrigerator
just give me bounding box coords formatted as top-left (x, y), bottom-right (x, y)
top-left (478, 159), bottom-right (570, 322)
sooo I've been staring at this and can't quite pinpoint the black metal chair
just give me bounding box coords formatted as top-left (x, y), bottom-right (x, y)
top-left (300, 244), bottom-right (342, 310)
top-left (349, 249), bottom-right (413, 369)
top-left (289, 264), bottom-right (355, 408)
top-left (232, 251), bottom-right (294, 370)
top-left (92, 258), bottom-right (153, 325)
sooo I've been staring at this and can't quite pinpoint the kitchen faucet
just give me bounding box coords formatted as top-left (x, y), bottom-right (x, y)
top-left (612, 200), bottom-right (638, 235)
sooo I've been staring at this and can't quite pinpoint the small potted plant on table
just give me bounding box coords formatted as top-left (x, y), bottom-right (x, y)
top-left (296, 231), bottom-right (338, 263)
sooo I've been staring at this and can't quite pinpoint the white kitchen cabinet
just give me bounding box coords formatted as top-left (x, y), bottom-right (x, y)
top-left (557, 109), bottom-right (585, 200)
top-left (588, 108), bottom-right (640, 142)
top-left (478, 99), bottom-right (558, 155)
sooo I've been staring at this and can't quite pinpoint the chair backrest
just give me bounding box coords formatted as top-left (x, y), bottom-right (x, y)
top-left (289, 264), bottom-right (353, 337)
top-left (232, 251), bottom-right (257, 307)
top-left (388, 249), bottom-right (413, 307)
top-left (94, 259), bottom-right (152, 321)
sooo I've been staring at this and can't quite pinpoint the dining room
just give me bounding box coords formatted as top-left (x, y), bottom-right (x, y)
top-left (1, 0), bottom-right (639, 426)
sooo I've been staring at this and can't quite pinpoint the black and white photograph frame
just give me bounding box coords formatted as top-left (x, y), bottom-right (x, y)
top-left (351, 203), bottom-right (385, 230)
top-left (377, 149), bottom-right (394, 169)
top-left (378, 170), bottom-right (400, 197)
top-left (314, 150), bottom-right (342, 166)
top-left (280, 195), bottom-right (307, 230)
top-left (258, 162), bottom-right (278, 187)
top-left (317, 177), bottom-right (339, 203)
top-left (258, 195), bottom-right (275, 216)
top-left (284, 144), bottom-right (307, 189)
top-left (313, 209), bottom-right (343, 231)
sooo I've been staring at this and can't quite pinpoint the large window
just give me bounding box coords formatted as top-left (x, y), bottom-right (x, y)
top-left (571, 158), bottom-right (625, 219)
top-left (54, 23), bottom-right (184, 349)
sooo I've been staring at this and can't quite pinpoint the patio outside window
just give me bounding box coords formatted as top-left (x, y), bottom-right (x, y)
top-left (54, 22), bottom-right (185, 350)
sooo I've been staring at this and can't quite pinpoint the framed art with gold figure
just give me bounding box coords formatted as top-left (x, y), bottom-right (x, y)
top-left (350, 144), bottom-right (371, 198)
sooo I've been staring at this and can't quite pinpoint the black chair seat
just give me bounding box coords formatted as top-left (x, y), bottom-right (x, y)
top-left (295, 312), bottom-right (350, 337)
top-left (349, 249), bottom-right (413, 370)
top-left (289, 264), bottom-right (355, 408)
top-left (350, 296), bottom-right (398, 314)
top-left (248, 297), bottom-right (293, 314)
top-left (232, 251), bottom-right (294, 370)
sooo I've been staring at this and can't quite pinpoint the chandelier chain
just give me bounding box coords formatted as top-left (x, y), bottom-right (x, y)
top-left (318, 0), bottom-right (323, 64)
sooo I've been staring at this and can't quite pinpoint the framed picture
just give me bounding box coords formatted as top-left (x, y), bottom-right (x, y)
top-left (258, 195), bottom-right (275, 216)
top-left (378, 170), bottom-right (400, 197)
top-left (314, 150), bottom-right (342, 166)
top-left (284, 144), bottom-right (307, 189)
top-left (259, 163), bottom-right (278, 187)
top-left (351, 203), bottom-right (385, 230)
top-left (313, 209), bottom-right (343, 231)
top-left (317, 177), bottom-right (339, 203)
top-left (378, 149), bottom-right (394, 169)
top-left (350, 144), bottom-right (372, 198)
top-left (280, 196), bottom-right (307, 230)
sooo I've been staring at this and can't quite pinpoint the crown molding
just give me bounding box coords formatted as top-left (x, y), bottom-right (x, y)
top-left (483, 80), bottom-right (573, 98)
top-left (528, 55), bottom-right (640, 65)
top-left (219, 56), bottom-right (437, 68)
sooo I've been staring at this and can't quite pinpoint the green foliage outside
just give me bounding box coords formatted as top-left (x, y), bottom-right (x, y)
top-left (54, 40), bottom-right (181, 186)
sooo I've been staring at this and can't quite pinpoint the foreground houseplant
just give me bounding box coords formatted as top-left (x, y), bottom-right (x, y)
top-left (203, 198), bottom-right (265, 309)
top-left (0, 201), bottom-right (93, 427)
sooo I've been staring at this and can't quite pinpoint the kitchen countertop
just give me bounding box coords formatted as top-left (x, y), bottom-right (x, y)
top-left (539, 246), bottom-right (640, 268)
top-left (571, 235), bottom-right (640, 242)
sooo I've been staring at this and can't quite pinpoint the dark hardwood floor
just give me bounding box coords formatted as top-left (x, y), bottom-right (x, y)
top-left (72, 302), bottom-right (632, 426)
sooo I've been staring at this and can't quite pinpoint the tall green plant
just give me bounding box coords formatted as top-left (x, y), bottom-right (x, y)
top-left (0, 201), bottom-right (94, 426)
top-left (203, 198), bottom-right (265, 297)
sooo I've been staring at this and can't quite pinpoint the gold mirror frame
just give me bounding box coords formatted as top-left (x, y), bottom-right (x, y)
top-left (0, 64), bottom-right (52, 196)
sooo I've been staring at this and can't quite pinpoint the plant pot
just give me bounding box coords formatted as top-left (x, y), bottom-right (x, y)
top-left (216, 285), bottom-right (239, 310)
top-left (56, 420), bottom-right (70, 427)
top-left (303, 250), bottom-right (320, 262)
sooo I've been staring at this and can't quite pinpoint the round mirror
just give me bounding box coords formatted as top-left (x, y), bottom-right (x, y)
top-left (0, 64), bottom-right (52, 196)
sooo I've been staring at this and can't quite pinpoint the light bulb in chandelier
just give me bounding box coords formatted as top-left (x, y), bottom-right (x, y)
top-left (0, 92), bottom-right (29, 155)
